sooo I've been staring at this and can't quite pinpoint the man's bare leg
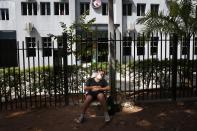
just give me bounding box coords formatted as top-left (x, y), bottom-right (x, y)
top-left (76, 95), bottom-right (93, 123)
top-left (97, 93), bottom-right (110, 122)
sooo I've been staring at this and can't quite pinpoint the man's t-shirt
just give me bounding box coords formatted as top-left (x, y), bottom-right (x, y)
top-left (85, 78), bottom-right (108, 93)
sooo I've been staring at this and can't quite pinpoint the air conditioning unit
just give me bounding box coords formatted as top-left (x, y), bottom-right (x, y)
top-left (25, 22), bottom-right (34, 33)
top-left (127, 22), bottom-right (135, 32)
top-left (91, 0), bottom-right (101, 9)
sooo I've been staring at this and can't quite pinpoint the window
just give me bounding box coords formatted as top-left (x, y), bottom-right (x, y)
top-left (21, 2), bottom-right (37, 15)
top-left (181, 37), bottom-right (189, 55)
top-left (0, 39), bottom-right (17, 67)
top-left (102, 3), bottom-right (108, 15)
top-left (54, 2), bottom-right (69, 15)
top-left (57, 37), bottom-right (63, 48)
top-left (42, 37), bottom-right (52, 57)
top-left (195, 38), bottom-right (197, 55)
top-left (137, 36), bottom-right (145, 55)
top-left (151, 4), bottom-right (159, 15)
top-left (137, 4), bottom-right (146, 16)
top-left (196, 5), bottom-right (197, 18)
top-left (169, 35), bottom-right (173, 55)
top-left (0, 9), bottom-right (9, 20)
top-left (26, 37), bottom-right (36, 57)
top-left (151, 37), bottom-right (159, 55)
top-left (80, 36), bottom-right (92, 62)
top-left (80, 3), bottom-right (90, 15)
top-left (123, 37), bottom-right (132, 56)
top-left (40, 2), bottom-right (50, 15)
top-left (123, 4), bottom-right (132, 16)
top-left (98, 38), bottom-right (108, 62)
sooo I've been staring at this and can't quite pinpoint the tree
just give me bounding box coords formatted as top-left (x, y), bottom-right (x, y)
top-left (137, 0), bottom-right (197, 35)
top-left (137, 0), bottom-right (197, 58)
top-left (137, 0), bottom-right (197, 100)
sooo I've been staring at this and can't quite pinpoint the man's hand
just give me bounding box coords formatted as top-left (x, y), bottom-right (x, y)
top-left (91, 86), bottom-right (102, 91)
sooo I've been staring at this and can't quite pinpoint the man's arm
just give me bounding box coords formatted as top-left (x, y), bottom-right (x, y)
top-left (84, 86), bottom-right (93, 91)
top-left (98, 86), bottom-right (111, 91)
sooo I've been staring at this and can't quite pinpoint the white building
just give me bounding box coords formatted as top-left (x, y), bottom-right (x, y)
top-left (0, 0), bottom-right (196, 68)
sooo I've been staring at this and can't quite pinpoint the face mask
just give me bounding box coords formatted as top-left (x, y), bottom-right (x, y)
top-left (96, 74), bottom-right (102, 80)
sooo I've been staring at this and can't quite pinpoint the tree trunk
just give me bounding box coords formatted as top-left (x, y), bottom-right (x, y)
top-left (108, 0), bottom-right (116, 99)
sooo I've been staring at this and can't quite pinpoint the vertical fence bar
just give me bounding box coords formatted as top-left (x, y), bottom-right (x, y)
top-left (47, 43), bottom-right (51, 107)
top-left (13, 66), bottom-right (17, 109)
top-left (192, 33), bottom-right (195, 96)
top-left (119, 33), bottom-right (122, 95)
top-left (164, 33), bottom-right (167, 99)
top-left (37, 41), bottom-right (42, 107)
top-left (8, 67), bottom-right (12, 110)
top-left (17, 41), bottom-right (22, 109)
top-left (80, 33), bottom-right (84, 102)
top-left (27, 49), bottom-right (32, 108)
top-left (42, 41), bottom-right (47, 107)
top-left (53, 40), bottom-right (56, 107)
top-left (0, 67), bottom-right (2, 110)
top-left (172, 33), bottom-right (178, 101)
top-left (22, 42), bottom-right (27, 109)
top-left (160, 32), bottom-right (163, 99)
top-left (128, 33), bottom-right (131, 97)
top-left (133, 33), bottom-right (136, 101)
top-left (3, 67), bottom-right (7, 110)
top-left (63, 33), bottom-right (69, 105)
top-left (142, 33), bottom-right (145, 100)
top-left (33, 45), bottom-right (36, 108)
top-left (75, 34), bottom-right (79, 104)
top-left (70, 33), bottom-right (74, 104)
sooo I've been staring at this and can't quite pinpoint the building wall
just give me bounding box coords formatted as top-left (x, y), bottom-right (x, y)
top-left (0, 0), bottom-right (196, 67)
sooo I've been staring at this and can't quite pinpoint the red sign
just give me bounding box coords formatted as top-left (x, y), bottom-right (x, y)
top-left (92, 0), bottom-right (102, 9)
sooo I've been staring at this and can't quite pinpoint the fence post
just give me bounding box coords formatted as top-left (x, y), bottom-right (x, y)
top-left (63, 33), bottom-right (69, 105)
top-left (172, 33), bottom-right (178, 101)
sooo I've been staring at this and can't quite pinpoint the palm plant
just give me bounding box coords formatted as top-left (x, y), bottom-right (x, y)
top-left (137, 0), bottom-right (197, 36)
top-left (137, 0), bottom-right (197, 90)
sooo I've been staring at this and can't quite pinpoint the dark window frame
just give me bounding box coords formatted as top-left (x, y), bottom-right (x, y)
top-left (123, 36), bottom-right (132, 56)
top-left (40, 2), bottom-right (50, 15)
top-left (151, 4), bottom-right (159, 15)
top-left (137, 3), bottom-right (146, 16)
top-left (150, 37), bottom-right (159, 55)
top-left (195, 37), bottom-right (197, 55)
top-left (80, 3), bottom-right (90, 15)
top-left (0, 8), bottom-right (9, 20)
top-left (26, 37), bottom-right (36, 57)
top-left (102, 3), bottom-right (108, 15)
top-left (42, 37), bottom-right (52, 57)
top-left (54, 2), bottom-right (69, 15)
top-left (21, 2), bottom-right (37, 15)
top-left (123, 3), bottom-right (132, 16)
top-left (137, 36), bottom-right (145, 56)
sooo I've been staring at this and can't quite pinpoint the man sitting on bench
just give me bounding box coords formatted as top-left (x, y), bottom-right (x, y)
top-left (76, 69), bottom-right (111, 123)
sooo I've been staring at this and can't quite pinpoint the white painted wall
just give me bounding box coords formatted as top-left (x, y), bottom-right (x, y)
top-left (0, 0), bottom-right (196, 67)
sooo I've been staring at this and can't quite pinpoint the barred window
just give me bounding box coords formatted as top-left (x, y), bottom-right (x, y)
top-left (151, 37), bottom-right (159, 55)
top-left (26, 37), bottom-right (36, 57)
top-left (137, 36), bottom-right (145, 56)
top-left (42, 37), bottom-right (52, 57)
top-left (21, 2), bottom-right (37, 15)
top-left (102, 3), bottom-right (108, 15)
top-left (80, 3), bottom-right (90, 15)
top-left (40, 2), bottom-right (50, 15)
top-left (54, 2), bottom-right (69, 15)
top-left (0, 9), bottom-right (9, 20)
top-left (151, 4), bottom-right (159, 15)
top-left (123, 37), bottom-right (132, 56)
top-left (137, 4), bottom-right (146, 16)
top-left (195, 37), bottom-right (197, 55)
top-left (123, 4), bottom-right (132, 16)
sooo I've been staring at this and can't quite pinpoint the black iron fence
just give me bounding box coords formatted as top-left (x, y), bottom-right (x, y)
top-left (0, 32), bottom-right (197, 110)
